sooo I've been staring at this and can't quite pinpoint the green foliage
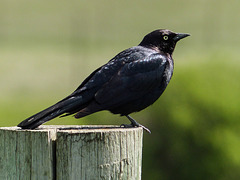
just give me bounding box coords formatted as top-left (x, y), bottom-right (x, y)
top-left (142, 52), bottom-right (240, 180)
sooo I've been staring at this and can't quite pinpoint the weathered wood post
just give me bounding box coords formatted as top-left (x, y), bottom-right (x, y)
top-left (0, 125), bottom-right (143, 180)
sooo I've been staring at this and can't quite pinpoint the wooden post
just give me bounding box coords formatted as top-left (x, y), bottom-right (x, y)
top-left (0, 125), bottom-right (143, 180)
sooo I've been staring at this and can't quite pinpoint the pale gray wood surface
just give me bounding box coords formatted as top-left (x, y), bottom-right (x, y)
top-left (0, 125), bottom-right (143, 180)
top-left (0, 127), bottom-right (56, 180)
top-left (56, 126), bottom-right (143, 180)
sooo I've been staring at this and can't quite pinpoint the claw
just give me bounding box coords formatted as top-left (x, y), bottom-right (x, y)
top-left (139, 124), bottom-right (151, 134)
top-left (120, 115), bottom-right (151, 134)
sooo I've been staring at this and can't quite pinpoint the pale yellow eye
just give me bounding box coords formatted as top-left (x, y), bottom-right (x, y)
top-left (163, 35), bottom-right (168, 40)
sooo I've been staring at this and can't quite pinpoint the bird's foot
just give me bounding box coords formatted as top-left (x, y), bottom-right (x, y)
top-left (121, 115), bottom-right (151, 134)
top-left (120, 123), bottom-right (151, 134)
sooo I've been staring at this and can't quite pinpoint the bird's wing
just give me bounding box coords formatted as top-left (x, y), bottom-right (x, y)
top-left (95, 53), bottom-right (168, 107)
top-left (66, 47), bottom-right (147, 98)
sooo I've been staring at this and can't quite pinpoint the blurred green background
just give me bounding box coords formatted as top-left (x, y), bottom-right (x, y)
top-left (1, 0), bottom-right (240, 179)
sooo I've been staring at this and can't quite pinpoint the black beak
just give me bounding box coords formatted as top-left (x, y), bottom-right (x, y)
top-left (173, 33), bottom-right (190, 42)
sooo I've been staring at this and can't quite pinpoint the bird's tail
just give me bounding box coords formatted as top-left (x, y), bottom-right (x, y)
top-left (17, 96), bottom-right (85, 129)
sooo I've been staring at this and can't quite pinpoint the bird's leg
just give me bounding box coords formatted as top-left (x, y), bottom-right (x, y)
top-left (121, 115), bottom-right (151, 134)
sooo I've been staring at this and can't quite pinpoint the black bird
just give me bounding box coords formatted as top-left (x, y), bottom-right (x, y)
top-left (18, 29), bottom-right (189, 133)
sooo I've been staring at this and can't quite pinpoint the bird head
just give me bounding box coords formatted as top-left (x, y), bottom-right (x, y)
top-left (139, 29), bottom-right (190, 55)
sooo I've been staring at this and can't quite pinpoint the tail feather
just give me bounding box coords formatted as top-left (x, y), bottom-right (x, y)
top-left (18, 96), bottom-right (85, 129)
top-left (74, 101), bottom-right (103, 119)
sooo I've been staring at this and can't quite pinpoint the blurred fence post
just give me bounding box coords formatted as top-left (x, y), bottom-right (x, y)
top-left (0, 125), bottom-right (143, 180)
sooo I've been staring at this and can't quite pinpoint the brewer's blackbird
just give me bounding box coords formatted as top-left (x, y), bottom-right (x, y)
top-left (18, 29), bottom-right (189, 133)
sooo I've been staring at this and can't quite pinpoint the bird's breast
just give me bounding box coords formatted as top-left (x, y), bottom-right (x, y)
top-left (164, 56), bottom-right (174, 84)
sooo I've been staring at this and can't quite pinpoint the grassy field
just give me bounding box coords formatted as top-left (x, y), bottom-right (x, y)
top-left (1, 0), bottom-right (240, 179)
